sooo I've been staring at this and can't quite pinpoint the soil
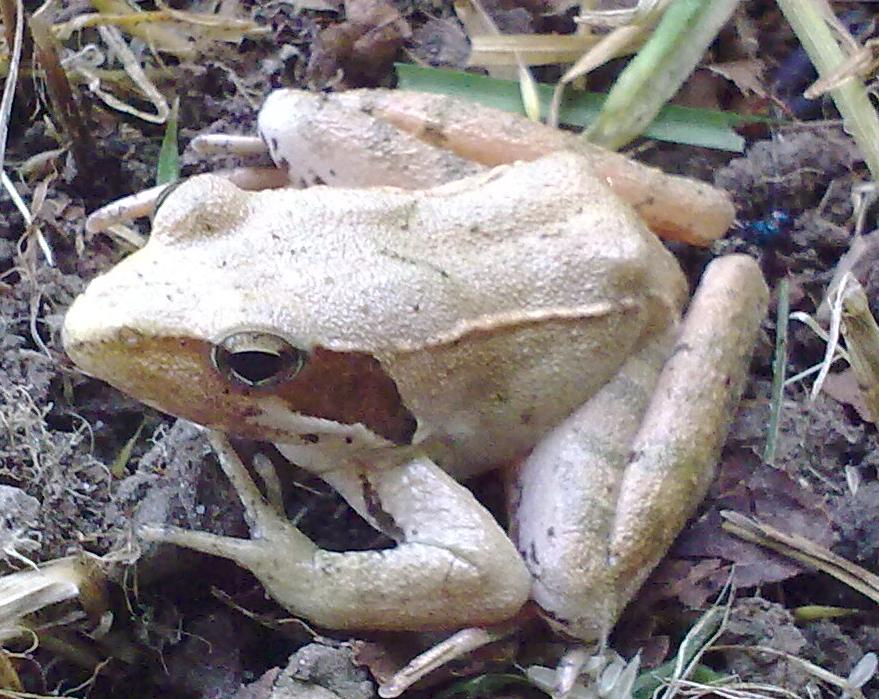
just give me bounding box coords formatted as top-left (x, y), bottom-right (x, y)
top-left (2, 1), bottom-right (879, 697)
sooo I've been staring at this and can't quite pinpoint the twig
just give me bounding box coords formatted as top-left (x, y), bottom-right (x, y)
top-left (30, 0), bottom-right (98, 175)
top-left (721, 511), bottom-right (879, 605)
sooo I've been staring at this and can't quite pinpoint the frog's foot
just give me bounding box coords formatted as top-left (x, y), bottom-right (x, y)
top-left (377, 624), bottom-right (518, 698)
top-left (85, 167), bottom-right (290, 234)
top-left (85, 183), bottom-right (168, 234)
top-left (513, 254), bottom-right (768, 641)
top-left (190, 134), bottom-right (267, 157)
top-left (140, 432), bottom-right (531, 632)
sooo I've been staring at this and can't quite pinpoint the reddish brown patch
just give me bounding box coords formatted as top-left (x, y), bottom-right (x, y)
top-left (271, 347), bottom-right (417, 444)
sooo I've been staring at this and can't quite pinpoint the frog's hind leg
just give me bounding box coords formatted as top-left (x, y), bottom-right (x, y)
top-left (511, 318), bottom-right (675, 644)
top-left (85, 167), bottom-right (290, 234)
top-left (513, 254), bottom-right (767, 647)
top-left (512, 254), bottom-right (766, 696)
top-left (607, 255), bottom-right (767, 606)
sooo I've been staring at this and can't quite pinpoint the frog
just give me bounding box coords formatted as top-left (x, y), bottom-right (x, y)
top-left (64, 89), bottom-right (768, 696)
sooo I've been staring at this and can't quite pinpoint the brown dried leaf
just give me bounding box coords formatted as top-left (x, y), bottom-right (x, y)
top-left (352, 639), bottom-right (402, 687)
top-left (707, 58), bottom-right (769, 97)
top-left (652, 456), bottom-right (838, 608)
top-left (823, 369), bottom-right (874, 423)
top-left (410, 18), bottom-right (471, 68)
top-left (306, 0), bottom-right (410, 87)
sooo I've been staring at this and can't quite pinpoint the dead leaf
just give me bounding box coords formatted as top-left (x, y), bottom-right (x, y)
top-left (306, 0), bottom-right (410, 87)
top-left (652, 456), bottom-right (838, 608)
top-left (823, 370), bottom-right (874, 423)
top-left (707, 58), bottom-right (769, 97)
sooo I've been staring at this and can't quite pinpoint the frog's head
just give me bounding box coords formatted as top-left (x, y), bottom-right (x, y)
top-left (64, 175), bottom-right (417, 451)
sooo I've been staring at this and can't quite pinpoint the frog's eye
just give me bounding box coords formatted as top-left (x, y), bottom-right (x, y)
top-left (212, 332), bottom-right (307, 387)
top-left (153, 179), bottom-right (187, 217)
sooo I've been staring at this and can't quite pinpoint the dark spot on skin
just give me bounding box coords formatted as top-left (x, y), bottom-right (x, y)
top-left (529, 542), bottom-right (539, 566)
top-left (627, 449), bottom-right (643, 465)
top-left (301, 433), bottom-right (320, 444)
top-left (546, 527), bottom-right (555, 538)
top-left (360, 474), bottom-right (404, 540)
top-left (670, 342), bottom-right (691, 359)
top-left (420, 121), bottom-right (449, 148)
top-left (411, 304), bottom-right (420, 313)
top-left (724, 375), bottom-right (732, 387)
top-left (270, 137), bottom-right (278, 151)
top-left (279, 157), bottom-right (290, 173)
top-left (328, 169), bottom-right (336, 178)
top-left (469, 224), bottom-right (480, 234)
top-left (345, 437), bottom-right (353, 444)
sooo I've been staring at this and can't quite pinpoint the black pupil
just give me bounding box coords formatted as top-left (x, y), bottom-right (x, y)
top-left (228, 351), bottom-right (285, 384)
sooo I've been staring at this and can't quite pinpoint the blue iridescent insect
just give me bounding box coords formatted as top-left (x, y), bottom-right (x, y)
top-left (739, 209), bottom-right (793, 247)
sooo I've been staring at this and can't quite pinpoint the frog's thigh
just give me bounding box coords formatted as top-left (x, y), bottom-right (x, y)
top-left (144, 435), bottom-right (530, 631)
top-left (608, 254), bottom-right (767, 607)
top-left (512, 325), bottom-right (674, 641)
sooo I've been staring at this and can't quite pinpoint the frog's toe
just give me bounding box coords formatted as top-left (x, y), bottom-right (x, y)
top-left (138, 524), bottom-right (266, 567)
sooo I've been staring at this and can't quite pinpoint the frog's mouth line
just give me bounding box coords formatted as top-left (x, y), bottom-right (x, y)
top-left (64, 327), bottom-right (419, 447)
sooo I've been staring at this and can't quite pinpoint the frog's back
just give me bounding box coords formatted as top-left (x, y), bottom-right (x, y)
top-left (350, 152), bottom-right (688, 473)
top-left (243, 151), bottom-right (687, 355)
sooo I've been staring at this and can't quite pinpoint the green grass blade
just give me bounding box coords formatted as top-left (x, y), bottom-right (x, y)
top-left (156, 96), bottom-right (180, 186)
top-left (587, 0), bottom-right (740, 150)
top-left (397, 64), bottom-right (767, 152)
top-left (764, 278), bottom-right (789, 466)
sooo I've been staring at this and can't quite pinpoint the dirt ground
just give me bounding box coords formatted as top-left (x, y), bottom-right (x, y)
top-left (2, 0), bottom-right (879, 697)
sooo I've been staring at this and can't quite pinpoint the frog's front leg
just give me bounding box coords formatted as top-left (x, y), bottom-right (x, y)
top-left (141, 432), bottom-right (531, 631)
top-left (514, 255), bottom-right (768, 642)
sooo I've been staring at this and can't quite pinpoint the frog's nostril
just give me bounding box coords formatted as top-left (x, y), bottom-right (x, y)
top-left (212, 332), bottom-right (307, 387)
